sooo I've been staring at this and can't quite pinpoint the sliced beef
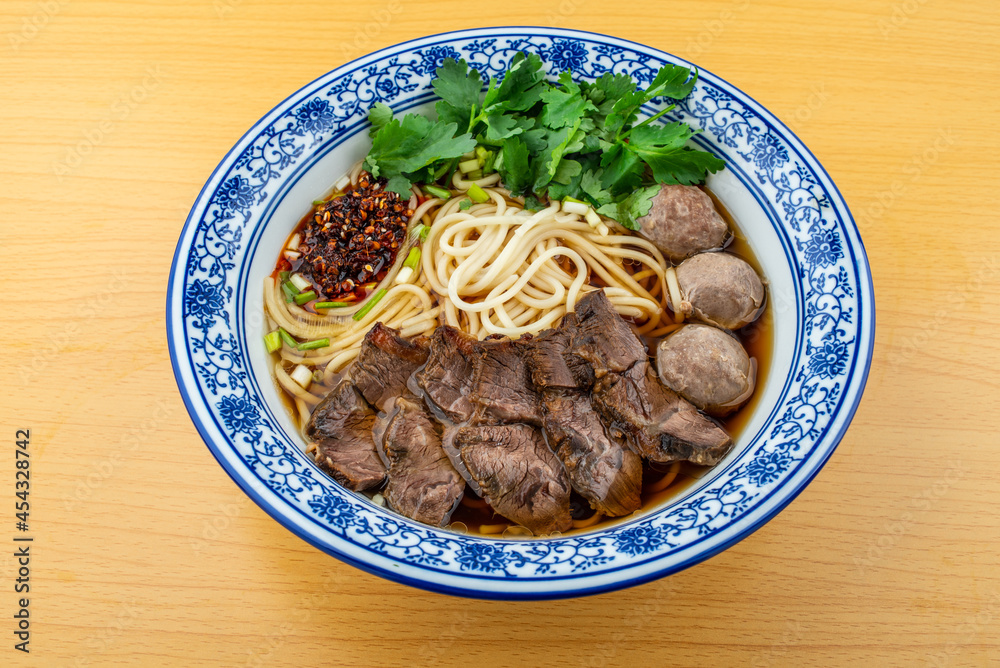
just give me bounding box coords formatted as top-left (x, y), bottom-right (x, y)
top-left (413, 326), bottom-right (481, 423)
top-left (471, 336), bottom-right (543, 425)
top-left (454, 424), bottom-right (572, 535)
top-left (570, 290), bottom-right (647, 378)
top-left (351, 322), bottom-right (429, 412)
top-left (379, 396), bottom-right (464, 526)
top-left (305, 381), bottom-right (386, 491)
top-left (593, 361), bottom-right (733, 466)
top-left (542, 391), bottom-right (642, 517)
top-left (527, 314), bottom-right (595, 390)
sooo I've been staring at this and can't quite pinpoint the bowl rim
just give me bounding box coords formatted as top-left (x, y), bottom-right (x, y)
top-left (167, 25), bottom-right (874, 600)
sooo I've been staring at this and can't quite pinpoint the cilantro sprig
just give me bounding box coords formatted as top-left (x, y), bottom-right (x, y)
top-left (362, 52), bottom-right (725, 229)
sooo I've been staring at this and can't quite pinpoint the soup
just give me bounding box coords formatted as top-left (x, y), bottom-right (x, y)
top-left (262, 52), bottom-right (771, 537)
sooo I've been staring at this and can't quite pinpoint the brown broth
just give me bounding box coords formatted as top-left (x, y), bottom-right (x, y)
top-left (271, 185), bottom-right (773, 539)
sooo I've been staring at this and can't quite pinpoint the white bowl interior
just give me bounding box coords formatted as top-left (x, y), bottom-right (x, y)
top-left (240, 99), bottom-right (798, 531)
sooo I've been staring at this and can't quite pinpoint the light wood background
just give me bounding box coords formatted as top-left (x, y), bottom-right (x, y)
top-left (2, 1), bottom-right (998, 666)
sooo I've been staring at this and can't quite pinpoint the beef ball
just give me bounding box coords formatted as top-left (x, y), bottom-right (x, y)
top-left (635, 184), bottom-right (728, 262)
top-left (656, 324), bottom-right (756, 416)
top-left (675, 252), bottom-right (765, 329)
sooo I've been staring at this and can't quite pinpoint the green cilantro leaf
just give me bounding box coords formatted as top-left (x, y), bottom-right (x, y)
top-left (625, 122), bottom-right (724, 185)
top-left (496, 135), bottom-right (531, 195)
top-left (433, 58), bottom-right (483, 129)
top-left (365, 114), bottom-right (476, 196)
top-left (597, 184), bottom-right (660, 231)
top-left (367, 103), bottom-right (394, 138)
top-left (539, 71), bottom-right (598, 129)
top-left (599, 143), bottom-right (645, 195)
top-left (484, 52), bottom-right (545, 113)
top-left (483, 113), bottom-right (524, 142)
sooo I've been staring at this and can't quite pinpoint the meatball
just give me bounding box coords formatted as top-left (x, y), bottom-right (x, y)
top-left (656, 324), bottom-right (756, 416)
top-left (675, 252), bottom-right (765, 329)
top-left (635, 184), bottom-right (728, 262)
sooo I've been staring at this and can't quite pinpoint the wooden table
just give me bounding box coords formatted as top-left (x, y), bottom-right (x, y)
top-left (2, 1), bottom-right (998, 665)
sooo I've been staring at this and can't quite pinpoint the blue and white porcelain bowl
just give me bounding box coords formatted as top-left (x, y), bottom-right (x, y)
top-left (167, 27), bottom-right (874, 599)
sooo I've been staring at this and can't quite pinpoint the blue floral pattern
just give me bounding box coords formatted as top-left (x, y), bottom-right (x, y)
top-left (169, 30), bottom-right (868, 595)
top-left (414, 45), bottom-right (461, 75)
top-left (545, 39), bottom-right (589, 71)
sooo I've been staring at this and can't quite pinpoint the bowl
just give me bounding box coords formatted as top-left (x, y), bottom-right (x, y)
top-left (167, 27), bottom-right (874, 599)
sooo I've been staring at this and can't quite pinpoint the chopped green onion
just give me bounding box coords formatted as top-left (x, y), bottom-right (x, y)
top-left (410, 223), bottom-right (427, 240)
top-left (290, 364), bottom-right (313, 388)
top-left (284, 280), bottom-right (301, 295)
top-left (419, 225), bottom-right (431, 241)
top-left (459, 199), bottom-right (474, 210)
top-left (403, 247), bottom-right (421, 270)
top-left (281, 282), bottom-right (296, 302)
top-left (294, 290), bottom-right (317, 305)
top-left (466, 169), bottom-right (484, 181)
top-left (289, 273), bottom-right (312, 292)
top-left (314, 301), bottom-right (352, 309)
top-left (297, 337), bottom-right (330, 351)
top-left (423, 184), bottom-right (452, 199)
top-left (263, 331), bottom-right (282, 353)
top-left (312, 200), bottom-right (326, 206)
top-left (458, 158), bottom-right (481, 174)
top-left (563, 196), bottom-right (586, 204)
top-left (277, 328), bottom-right (297, 348)
top-left (278, 270), bottom-right (290, 281)
top-left (468, 183), bottom-right (489, 203)
top-left (461, 149), bottom-right (477, 160)
top-left (352, 288), bottom-right (388, 322)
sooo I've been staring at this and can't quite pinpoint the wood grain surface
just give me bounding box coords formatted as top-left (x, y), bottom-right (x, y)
top-left (1, 1), bottom-right (998, 666)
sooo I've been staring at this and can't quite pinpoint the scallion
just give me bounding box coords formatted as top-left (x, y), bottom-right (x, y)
top-left (352, 288), bottom-right (387, 322)
top-left (410, 223), bottom-right (427, 240)
top-left (458, 158), bottom-right (481, 174)
top-left (277, 328), bottom-right (297, 348)
top-left (468, 183), bottom-right (489, 203)
top-left (312, 200), bottom-right (326, 206)
top-left (278, 270), bottom-right (290, 281)
top-left (402, 247), bottom-right (421, 270)
top-left (290, 364), bottom-right (313, 388)
top-left (423, 184), bottom-right (451, 200)
top-left (289, 273), bottom-right (312, 292)
top-left (297, 338), bottom-right (330, 351)
top-left (263, 331), bottom-right (281, 353)
top-left (294, 290), bottom-right (317, 305)
top-left (281, 282), bottom-right (296, 302)
top-left (465, 169), bottom-right (484, 181)
top-left (314, 301), bottom-right (352, 309)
